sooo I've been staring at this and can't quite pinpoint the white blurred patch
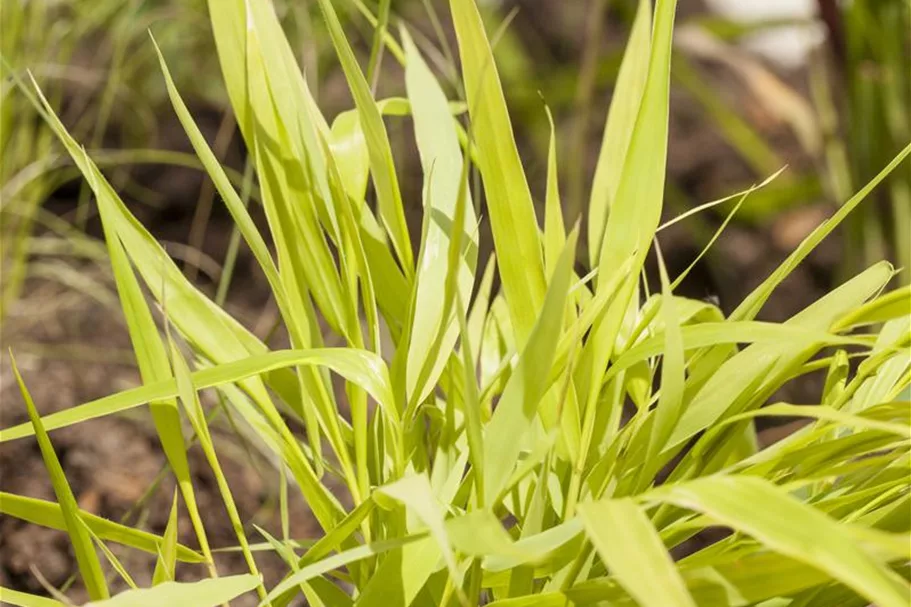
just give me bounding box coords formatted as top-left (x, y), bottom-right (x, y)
top-left (704, 0), bottom-right (826, 69)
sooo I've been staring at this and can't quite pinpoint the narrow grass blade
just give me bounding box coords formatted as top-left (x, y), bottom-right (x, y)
top-left (314, 0), bottom-right (413, 273)
top-left (446, 511), bottom-right (524, 559)
top-left (721, 403), bottom-right (909, 438)
top-left (733, 143), bottom-right (911, 323)
top-left (0, 492), bottom-right (204, 562)
top-left (10, 354), bottom-right (109, 601)
top-left (578, 0), bottom-right (678, 501)
top-left (403, 28), bottom-right (477, 404)
top-left (543, 104), bottom-right (566, 277)
top-left (329, 109), bottom-right (370, 202)
top-left (484, 230), bottom-right (577, 502)
top-left (152, 490), bottom-right (179, 585)
top-left (0, 587), bottom-right (64, 607)
top-left (481, 519), bottom-right (585, 572)
top-left (206, 0), bottom-right (251, 139)
top-left (169, 338), bottom-right (266, 598)
top-left (588, 0), bottom-right (652, 265)
top-left (82, 521), bottom-right (137, 590)
top-left (595, 0), bottom-right (677, 279)
top-left (607, 321), bottom-right (871, 384)
top-left (669, 173), bottom-right (780, 291)
top-left (299, 497), bottom-right (376, 567)
top-left (834, 285), bottom-right (911, 330)
top-left (365, 0), bottom-right (391, 86)
top-left (1, 347), bottom-right (398, 442)
top-left (468, 256), bottom-right (497, 365)
top-left (83, 148), bottom-right (215, 570)
top-left (322, 130), bottom-right (383, 357)
top-left (449, 0), bottom-right (547, 344)
top-left (457, 292), bottom-right (485, 505)
top-left (643, 248), bottom-right (685, 478)
top-left (668, 262), bottom-right (893, 450)
top-left (151, 37), bottom-right (285, 308)
top-left (566, 551), bottom-right (832, 606)
top-left (243, 18), bottom-right (348, 336)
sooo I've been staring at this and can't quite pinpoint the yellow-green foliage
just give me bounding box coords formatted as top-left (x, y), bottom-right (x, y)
top-left (1, 0), bottom-right (910, 605)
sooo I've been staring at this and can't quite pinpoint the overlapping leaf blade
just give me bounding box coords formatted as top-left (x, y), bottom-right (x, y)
top-left (579, 498), bottom-right (695, 607)
top-left (647, 476), bottom-right (910, 607)
top-left (402, 29), bottom-right (478, 405)
top-left (10, 356), bottom-right (109, 601)
top-left (449, 0), bottom-right (547, 344)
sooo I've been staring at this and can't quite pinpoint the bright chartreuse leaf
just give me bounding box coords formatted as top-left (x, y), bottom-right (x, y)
top-left (0, 587), bottom-right (64, 607)
top-left (449, 0), bottom-right (547, 345)
top-left (10, 354), bottom-right (109, 601)
top-left (647, 476), bottom-right (910, 607)
top-left (314, 0), bottom-right (413, 273)
top-left (402, 28), bottom-right (478, 405)
top-left (484, 229), bottom-right (577, 502)
top-left (85, 575), bottom-right (262, 607)
top-left (0, 491), bottom-right (204, 562)
top-left (588, 0), bottom-right (652, 266)
top-left (543, 104), bottom-right (566, 277)
top-left (151, 491), bottom-right (179, 585)
top-left (579, 498), bottom-right (696, 607)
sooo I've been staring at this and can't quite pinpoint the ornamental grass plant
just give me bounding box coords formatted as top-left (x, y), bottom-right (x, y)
top-left (1, 0), bottom-right (909, 605)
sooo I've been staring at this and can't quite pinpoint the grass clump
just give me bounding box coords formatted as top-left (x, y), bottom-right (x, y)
top-left (1, 0), bottom-right (909, 605)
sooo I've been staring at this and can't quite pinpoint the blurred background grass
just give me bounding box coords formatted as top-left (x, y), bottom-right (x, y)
top-left (1, 0), bottom-right (908, 597)
top-left (3, 0), bottom-right (908, 319)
